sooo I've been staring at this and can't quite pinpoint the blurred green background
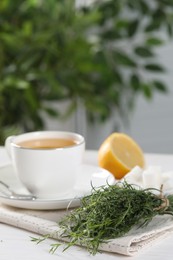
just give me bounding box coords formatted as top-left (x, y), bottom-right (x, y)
top-left (0, 0), bottom-right (173, 147)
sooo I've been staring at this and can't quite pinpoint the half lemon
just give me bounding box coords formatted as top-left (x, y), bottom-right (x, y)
top-left (98, 133), bottom-right (145, 179)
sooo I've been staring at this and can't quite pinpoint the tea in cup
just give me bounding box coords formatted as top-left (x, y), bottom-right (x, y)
top-left (5, 131), bottom-right (85, 199)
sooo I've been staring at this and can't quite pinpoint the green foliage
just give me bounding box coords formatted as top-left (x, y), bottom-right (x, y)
top-left (32, 182), bottom-right (173, 255)
top-left (0, 0), bottom-right (172, 143)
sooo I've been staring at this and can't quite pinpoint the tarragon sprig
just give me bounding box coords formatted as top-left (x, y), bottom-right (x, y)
top-left (32, 182), bottom-right (173, 255)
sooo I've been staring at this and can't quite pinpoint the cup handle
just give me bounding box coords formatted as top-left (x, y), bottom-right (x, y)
top-left (5, 136), bottom-right (15, 158)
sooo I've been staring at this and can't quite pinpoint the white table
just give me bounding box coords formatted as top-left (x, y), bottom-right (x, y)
top-left (0, 147), bottom-right (173, 260)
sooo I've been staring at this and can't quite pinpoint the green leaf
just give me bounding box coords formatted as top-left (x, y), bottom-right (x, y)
top-left (43, 107), bottom-right (59, 117)
top-left (153, 81), bottom-right (168, 92)
top-left (145, 20), bottom-right (161, 32)
top-left (127, 19), bottom-right (139, 37)
top-left (114, 51), bottom-right (136, 67)
top-left (144, 64), bottom-right (164, 72)
top-left (145, 37), bottom-right (164, 46)
top-left (101, 29), bottom-right (121, 40)
top-left (160, 0), bottom-right (173, 6)
top-left (153, 8), bottom-right (165, 21)
top-left (142, 83), bottom-right (153, 99)
top-left (139, 0), bottom-right (150, 14)
top-left (22, 21), bottom-right (33, 37)
top-left (116, 19), bottom-right (129, 29)
top-left (113, 70), bottom-right (123, 84)
top-left (130, 74), bottom-right (140, 91)
top-left (134, 46), bottom-right (153, 58)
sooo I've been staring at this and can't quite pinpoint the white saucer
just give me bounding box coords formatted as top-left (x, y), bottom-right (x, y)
top-left (0, 164), bottom-right (115, 210)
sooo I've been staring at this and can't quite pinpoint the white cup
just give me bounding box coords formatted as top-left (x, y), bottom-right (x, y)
top-left (5, 131), bottom-right (85, 199)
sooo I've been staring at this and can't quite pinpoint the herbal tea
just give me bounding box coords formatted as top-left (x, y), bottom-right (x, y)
top-left (17, 138), bottom-right (77, 149)
top-left (5, 131), bottom-right (85, 198)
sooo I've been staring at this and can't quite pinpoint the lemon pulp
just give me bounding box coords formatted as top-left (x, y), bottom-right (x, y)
top-left (98, 133), bottom-right (145, 179)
